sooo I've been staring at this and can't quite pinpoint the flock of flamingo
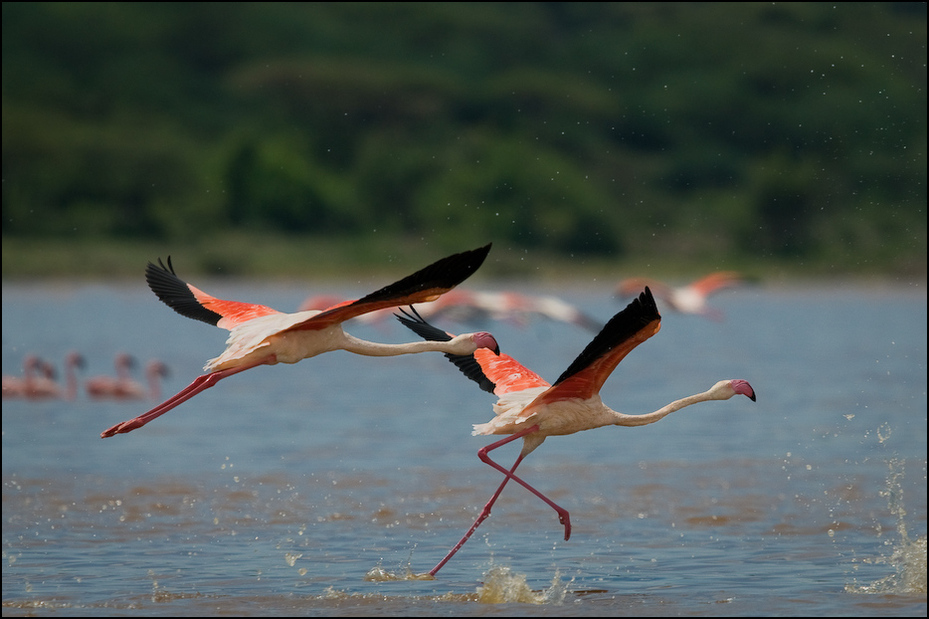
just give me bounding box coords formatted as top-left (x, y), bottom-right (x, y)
top-left (4, 243), bottom-right (755, 577)
top-left (3, 351), bottom-right (169, 401)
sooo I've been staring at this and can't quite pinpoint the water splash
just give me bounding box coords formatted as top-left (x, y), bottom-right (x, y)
top-left (363, 565), bottom-right (435, 581)
top-left (363, 563), bottom-right (568, 604)
top-left (847, 459), bottom-right (927, 595)
top-left (475, 565), bottom-right (567, 605)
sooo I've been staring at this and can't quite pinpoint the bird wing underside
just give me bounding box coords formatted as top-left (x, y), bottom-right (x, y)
top-left (146, 257), bottom-right (281, 330)
top-left (283, 244), bottom-right (492, 332)
top-left (547, 287), bottom-right (661, 402)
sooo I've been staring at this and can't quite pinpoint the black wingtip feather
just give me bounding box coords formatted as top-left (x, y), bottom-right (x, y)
top-left (553, 287), bottom-right (660, 386)
top-left (354, 244), bottom-right (492, 307)
top-left (395, 306), bottom-right (454, 343)
top-left (145, 257), bottom-right (223, 326)
top-left (395, 306), bottom-right (497, 394)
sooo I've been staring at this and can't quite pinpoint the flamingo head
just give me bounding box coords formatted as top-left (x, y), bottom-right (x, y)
top-left (116, 353), bottom-right (138, 369)
top-left (147, 360), bottom-right (170, 378)
top-left (471, 332), bottom-right (501, 355)
top-left (39, 360), bottom-right (58, 379)
top-left (66, 352), bottom-right (87, 370)
top-left (725, 379), bottom-right (756, 402)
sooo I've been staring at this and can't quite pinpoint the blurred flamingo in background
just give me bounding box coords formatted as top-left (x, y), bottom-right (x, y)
top-left (3, 355), bottom-right (45, 398)
top-left (299, 288), bottom-right (602, 332)
top-left (411, 289), bottom-right (602, 332)
top-left (615, 271), bottom-right (743, 320)
top-left (397, 287), bottom-right (756, 576)
top-left (87, 354), bottom-right (170, 400)
top-left (490, 291), bottom-right (602, 332)
top-left (136, 360), bottom-right (170, 401)
top-left (101, 244), bottom-right (500, 438)
top-left (86, 353), bottom-right (137, 399)
top-left (45, 352), bottom-right (86, 400)
top-left (4, 352), bottom-right (85, 400)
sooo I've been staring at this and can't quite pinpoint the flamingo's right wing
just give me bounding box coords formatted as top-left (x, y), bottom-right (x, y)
top-left (146, 257), bottom-right (282, 330)
top-left (396, 307), bottom-right (549, 395)
top-left (284, 244), bottom-right (492, 332)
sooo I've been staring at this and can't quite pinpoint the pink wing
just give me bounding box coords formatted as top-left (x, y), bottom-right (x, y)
top-left (145, 258), bottom-right (282, 331)
top-left (473, 349), bottom-right (549, 395)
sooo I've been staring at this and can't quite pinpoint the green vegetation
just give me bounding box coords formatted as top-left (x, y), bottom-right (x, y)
top-left (2, 3), bottom-right (926, 279)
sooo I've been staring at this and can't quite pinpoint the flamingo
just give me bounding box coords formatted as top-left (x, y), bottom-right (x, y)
top-left (5, 352), bottom-right (86, 400)
top-left (87, 354), bottom-right (170, 400)
top-left (413, 289), bottom-right (602, 332)
top-left (493, 291), bottom-right (602, 332)
top-left (86, 353), bottom-right (138, 399)
top-left (2, 355), bottom-right (45, 398)
top-left (100, 244), bottom-right (500, 438)
top-left (615, 271), bottom-right (743, 320)
top-left (136, 360), bottom-right (170, 401)
top-left (395, 287), bottom-right (756, 576)
top-left (22, 358), bottom-right (61, 399)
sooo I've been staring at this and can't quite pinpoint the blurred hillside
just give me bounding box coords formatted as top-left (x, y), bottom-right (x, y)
top-left (2, 3), bottom-right (926, 279)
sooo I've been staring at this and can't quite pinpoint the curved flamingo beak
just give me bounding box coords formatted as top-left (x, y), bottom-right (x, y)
top-left (474, 332), bottom-right (500, 355)
top-left (729, 379), bottom-right (756, 401)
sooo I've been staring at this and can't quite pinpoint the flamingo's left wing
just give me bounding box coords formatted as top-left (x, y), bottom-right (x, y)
top-left (544, 287), bottom-right (661, 403)
top-left (146, 257), bottom-right (282, 330)
top-left (284, 244), bottom-right (492, 332)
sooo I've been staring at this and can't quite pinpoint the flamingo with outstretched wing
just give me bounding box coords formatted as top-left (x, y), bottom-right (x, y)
top-left (396, 287), bottom-right (756, 576)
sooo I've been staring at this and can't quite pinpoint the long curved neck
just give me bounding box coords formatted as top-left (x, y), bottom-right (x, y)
top-left (340, 331), bottom-right (473, 357)
top-left (611, 390), bottom-right (718, 427)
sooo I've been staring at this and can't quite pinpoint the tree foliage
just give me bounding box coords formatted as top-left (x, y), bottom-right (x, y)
top-left (2, 3), bottom-right (925, 272)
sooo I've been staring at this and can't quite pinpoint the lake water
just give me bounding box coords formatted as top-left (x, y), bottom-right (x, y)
top-left (2, 277), bottom-right (926, 616)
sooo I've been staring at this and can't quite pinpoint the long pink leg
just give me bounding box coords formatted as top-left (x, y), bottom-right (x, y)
top-left (100, 356), bottom-right (273, 438)
top-left (427, 424), bottom-right (571, 577)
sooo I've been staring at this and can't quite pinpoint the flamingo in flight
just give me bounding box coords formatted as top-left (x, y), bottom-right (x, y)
top-left (415, 289), bottom-right (602, 332)
top-left (615, 271), bottom-right (743, 320)
top-left (299, 289), bottom-right (601, 332)
top-left (100, 244), bottom-right (500, 438)
top-left (396, 287), bottom-right (756, 576)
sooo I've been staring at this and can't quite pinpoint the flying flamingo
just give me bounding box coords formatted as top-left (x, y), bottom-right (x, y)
top-left (493, 291), bottom-right (602, 332)
top-left (615, 271), bottom-right (743, 320)
top-left (396, 287), bottom-right (756, 576)
top-left (100, 244), bottom-right (500, 438)
top-left (297, 289), bottom-right (602, 332)
top-left (413, 289), bottom-right (602, 332)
